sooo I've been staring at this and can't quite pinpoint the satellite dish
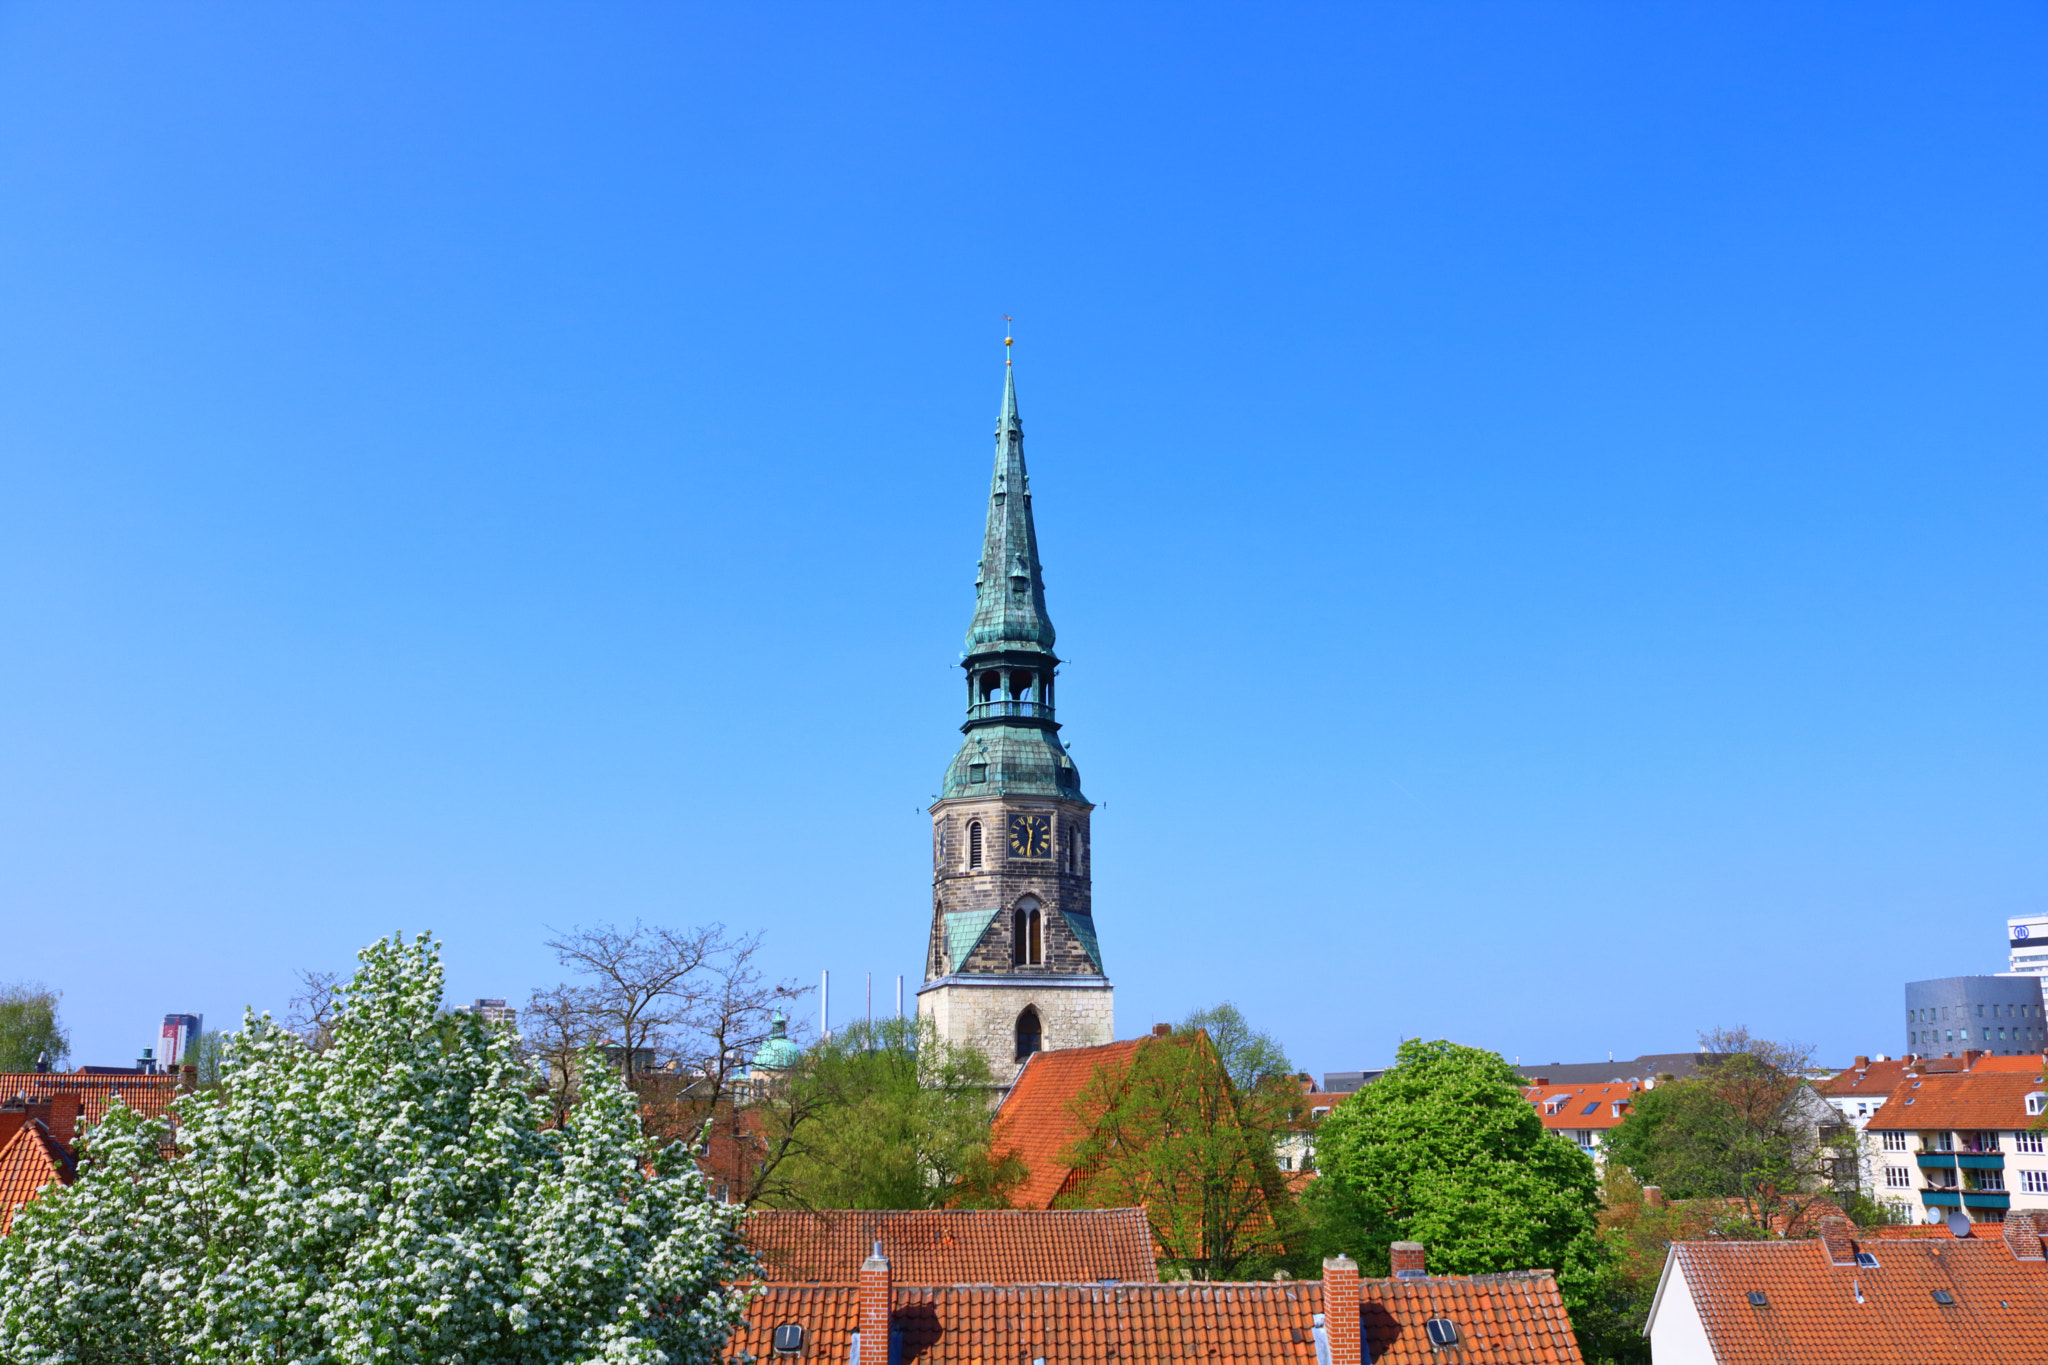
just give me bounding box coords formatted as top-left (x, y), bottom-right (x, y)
top-left (1947, 1211), bottom-right (1972, 1239)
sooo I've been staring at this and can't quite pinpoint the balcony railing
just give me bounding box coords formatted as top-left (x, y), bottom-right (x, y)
top-left (1919, 1153), bottom-right (2005, 1170)
top-left (968, 699), bottom-right (1055, 721)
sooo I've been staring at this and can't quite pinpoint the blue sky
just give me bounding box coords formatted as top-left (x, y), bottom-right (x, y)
top-left (2, 4), bottom-right (2043, 1080)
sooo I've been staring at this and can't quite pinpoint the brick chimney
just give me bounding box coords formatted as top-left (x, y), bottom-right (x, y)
top-left (1643, 1186), bottom-right (1666, 1208)
top-left (2002, 1209), bottom-right (2048, 1262)
top-left (1320, 1255), bottom-right (1360, 1365)
top-left (1853, 1056), bottom-right (1869, 1069)
top-left (1816, 1214), bottom-right (1857, 1266)
top-left (858, 1241), bottom-right (891, 1365)
top-left (1152, 1023), bottom-right (1172, 1037)
top-left (1389, 1241), bottom-right (1426, 1278)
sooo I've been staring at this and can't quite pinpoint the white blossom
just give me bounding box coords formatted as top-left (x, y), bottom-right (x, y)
top-left (0, 933), bottom-right (755, 1365)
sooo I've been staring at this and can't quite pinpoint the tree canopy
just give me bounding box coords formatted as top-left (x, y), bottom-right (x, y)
top-left (1060, 1027), bottom-right (1299, 1280)
top-left (1178, 1002), bottom-right (1296, 1093)
top-left (1304, 1039), bottom-right (1609, 1293)
top-left (748, 1014), bottom-right (1023, 1211)
top-left (0, 981), bottom-right (69, 1072)
top-left (0, 933), bottom-right (752, 1365)
top-left (1601, 1027), bottom-right (1839, 1234)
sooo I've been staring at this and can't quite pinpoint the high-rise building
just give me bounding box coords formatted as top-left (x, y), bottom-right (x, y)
top-left (159, 1013), bottom-right (203, 1067)
top-left (2009, 915), bottom-right (2048, 976)
top-left (461, 998), bottom-right (517, 1025)
top-left (1903, 976), bottom-right (2046, 1056)
top-left (917, 357), bottom-right (1111, 1086)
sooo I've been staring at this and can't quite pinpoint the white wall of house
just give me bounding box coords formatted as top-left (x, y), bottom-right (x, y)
top-left (1861, 1119), bottom-right (2048, 1225)
top-left (1644, 1251), bottom-right (1716, 1365)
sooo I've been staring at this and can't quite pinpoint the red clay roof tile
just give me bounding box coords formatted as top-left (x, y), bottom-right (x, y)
top-left (730, 1272), bottom-right (1581, 1365)
top-left (0, 1073), bottom-right (180, 1128)
top-left (992, 1039), bottom-right (1147, 1210)
top-left (744, 1208), bottom-right (1158, 1284)
top-left (1669, 1224), bottom-right (2048, 1365)
top-left (0, 1119), bottom-right (74, 1235)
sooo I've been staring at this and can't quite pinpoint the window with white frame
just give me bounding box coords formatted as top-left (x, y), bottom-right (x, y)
top-left (1885, 1166), bottom-right (1912, 1188)
top-left (2023, 1170), bottom-right (2048, 1195)
top-left (1882, 1131), bottom-right (1908, 1151)
top-left (1570, 1130), bottom-right (1595, 1149)
top-left (2016, 1132), bottom-right (2045, 1155)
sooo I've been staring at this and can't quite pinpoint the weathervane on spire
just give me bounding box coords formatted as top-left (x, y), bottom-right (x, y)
top-left (1003, 315), bottom-right (1013, 365)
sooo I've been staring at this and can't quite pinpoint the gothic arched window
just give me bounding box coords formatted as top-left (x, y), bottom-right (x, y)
top-left (968, 821), bottom-right (983, 869)
top-left (1015, 1006), bottom-right (1042, 1061)
top-left (1013, 896), bottom-right (1043, 966)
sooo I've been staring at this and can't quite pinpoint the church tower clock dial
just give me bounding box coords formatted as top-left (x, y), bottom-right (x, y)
top-left (916, 353), bottom-right (1113, 1087)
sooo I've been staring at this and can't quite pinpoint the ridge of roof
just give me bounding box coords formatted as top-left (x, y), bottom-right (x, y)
top-left (743, 1207), bottom-right (1158, 1284)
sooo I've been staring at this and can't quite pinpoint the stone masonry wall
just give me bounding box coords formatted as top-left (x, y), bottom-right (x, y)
top-left (917, 979), bottom-right (1115, 1087)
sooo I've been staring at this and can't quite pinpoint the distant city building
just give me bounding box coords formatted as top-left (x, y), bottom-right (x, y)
top-left (2010, 915), bottom-right (2048, 976)
top-left (458, 998), bottom-right (516, 1026)
top-left (159, 1013), bottom-right (203, 1067)
top-left (1523, 1081), bottom-right (1639, 1167)
top-left (1859, 1055), bottom-right (2048, 1225)
top-left (1904, 976), bottom-right (2045, 1057)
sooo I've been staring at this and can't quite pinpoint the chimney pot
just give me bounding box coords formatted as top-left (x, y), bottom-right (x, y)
top-left (1319, 1255), bottom-right (1361, 1365)
top-left (1389, 1242), bottom-right (1426, 1278)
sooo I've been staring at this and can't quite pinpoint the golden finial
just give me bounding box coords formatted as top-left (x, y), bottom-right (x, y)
top-left (1003, 314), bottom-right (1013, 364)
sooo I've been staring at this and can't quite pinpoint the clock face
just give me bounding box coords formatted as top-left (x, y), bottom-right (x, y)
top-left (1008, 812), bottom-right (1052, 860)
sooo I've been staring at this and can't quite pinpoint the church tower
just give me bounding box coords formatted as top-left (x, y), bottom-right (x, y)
top-left (916, 357), bottom-right (1111, 1086)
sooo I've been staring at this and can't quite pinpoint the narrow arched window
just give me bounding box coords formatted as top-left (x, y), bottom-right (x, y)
top-left (1013, 896), bottom-right (1043, 966)
top-left (968, 821), bottom-right (983, 869)
top-left (1015, 1006), bottom-right (1042, 1061)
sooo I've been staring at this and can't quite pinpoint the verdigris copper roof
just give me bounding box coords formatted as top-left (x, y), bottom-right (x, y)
top-left (966, 365), bottom-right (1056, 656)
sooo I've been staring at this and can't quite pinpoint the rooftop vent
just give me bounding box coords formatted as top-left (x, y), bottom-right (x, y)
top-left (773, 1324), bottom-right (806, 1354)
top-left (1423, 1320), bottom-right (1459, 1347)
top-left (1746, 1292), bottom-right (1769, 1308)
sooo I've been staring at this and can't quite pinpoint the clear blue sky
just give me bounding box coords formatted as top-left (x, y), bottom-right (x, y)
top-left (3, 5), bottom-right (2044, 1080)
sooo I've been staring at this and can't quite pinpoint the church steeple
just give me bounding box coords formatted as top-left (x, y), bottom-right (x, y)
top-left (918, 351), bottom-right (1111, 1088)
top-left (967, 365), bottom-right (1057, 654)
top-left (941, 363), bottom-right (1083, 802)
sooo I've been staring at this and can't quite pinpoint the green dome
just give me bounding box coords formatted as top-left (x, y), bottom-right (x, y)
top-left (751, 1010), bottom-right (801, 1072)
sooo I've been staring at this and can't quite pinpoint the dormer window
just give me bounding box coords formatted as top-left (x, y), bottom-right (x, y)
top-left (2027, 1092), bottom-right (2046, 1117)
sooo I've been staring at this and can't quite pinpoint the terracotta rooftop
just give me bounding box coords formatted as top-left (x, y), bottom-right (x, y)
top-left (729, 1272), bottom-right (1582, 1364)
top-left (0, 1119), bottom-right (74, 1235)
top-left (742, 1208), bottom-right (1159, 1285)
top-left (1862, 1067), bottom-right (2047, 1132)
top-left (1522, 1082), bottom-right (1636, 1131)
top-left (1816, 1058), bottom-right (1918, 1099)
top-left (0, 1073), bottom-right (181, 1128)
top-left (991, 1038), bottom-right (1145, 1210)
top-left (1659, 1216), bottom-right (2048, 1364)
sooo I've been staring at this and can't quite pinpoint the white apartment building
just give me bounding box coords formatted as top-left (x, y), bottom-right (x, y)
top-left (1861, 1061), bottom-right (2048, 1225)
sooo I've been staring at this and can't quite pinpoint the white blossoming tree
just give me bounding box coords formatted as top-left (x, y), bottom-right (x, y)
top-left (0, 933), bottom-right (754, 1365)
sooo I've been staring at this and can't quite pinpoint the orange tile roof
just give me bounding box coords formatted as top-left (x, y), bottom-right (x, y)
top-left (992, 1039), bottom-right (1146, 1210)
top-left (1667, 1218), bottom-right (2048, 1364)
top-left (0, 1120), bottom-right (74, 1235)
top-left (1863, 1067), bottom-right (2047, 1132)
top-left (0, 1073), bottom-right (181, 1128)
top-left (1521, 1082), bottom-right (1636, 1131)
top-left (730, 1272), bottom-right (1581, 1364)
top-left (1816, 1058), bottom-right (1918, 1098)
top-left (1968, 1053), bottom-right (2048, 1073)
top-left (743, 1208), bottom-right (1158, 1284)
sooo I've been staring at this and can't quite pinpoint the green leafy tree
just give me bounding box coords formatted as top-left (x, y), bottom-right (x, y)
top-left (0, 981), bottom-right (69, 1072)
top-left (1178, 1002), bottom-right (1296, 1092)
top-left (1602, 1027), bottom-right (1834, 1235)
top-left (752, 1015), bottom-right (1023, 1210)
top-left (1060, 1027), bottom-right (1300, 1280)
top-left (0, 933), bottom-right (754, 1365)
top-left (1304, 1040), bottom-right (1620, 1351)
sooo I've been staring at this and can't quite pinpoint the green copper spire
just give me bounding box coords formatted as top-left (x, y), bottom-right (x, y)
top-left (966, 364), bottom-right (1057, 653)
top-left (940, 362), bottom-right (1084, 802)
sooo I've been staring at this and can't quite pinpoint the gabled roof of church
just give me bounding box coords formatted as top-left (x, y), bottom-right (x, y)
top-left (992, 1038), bottom-right (1147, 1209)
top-left (965, 364), bottom-right (1056, 657)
